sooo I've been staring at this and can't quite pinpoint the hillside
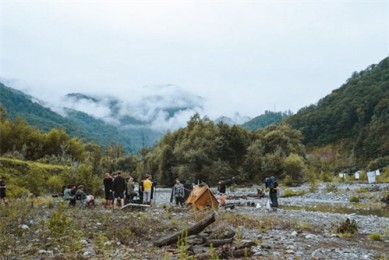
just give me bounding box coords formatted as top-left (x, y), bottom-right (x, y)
top-left (287, 57), bottom-right (389, 163)
top-left (241, 110), bottom-right (292, 131)
top-left (0, 83), bottom-right (160, 151)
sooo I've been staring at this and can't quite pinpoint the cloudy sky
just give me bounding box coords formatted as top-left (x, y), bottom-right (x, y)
top-left (0, 0), bottom-right (388, 121)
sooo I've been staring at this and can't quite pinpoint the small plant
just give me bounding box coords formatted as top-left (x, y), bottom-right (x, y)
top-left (229, 183), bottom-right (237, 193)
top-left (320, 172), bottom-right (333, 182)
top-left (282, 175), bottom-right (294, 186)
top-left (48, 201), bottom-right (72, 238)
top-left (335, 218), bottom-right (358, 235)
top-left (235, 226), bottom-right (243, 243)
top-left (355, 187), bottom-right (368, 193)
top-left (349, 196), bottom-right (360, 203)
top-left (177, 228), bottom-right (189, 260)
top-left (368, 233), bottom-right (382, 241)
top-left (325, 183), bottom-right (338, 192)
top-left (380, 192), bottom-right (389, 205)
top-left (308, 180), bottom-right (319, 193)
top-left (209, 243), bottom-right (219, 260)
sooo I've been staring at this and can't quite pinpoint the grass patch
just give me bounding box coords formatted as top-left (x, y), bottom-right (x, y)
top-left (368, 233), bottom-right (383, 241)
top-left (349, 196), bottom-right (360, 203)
top-left (282, 189), bottom-right (306, 197)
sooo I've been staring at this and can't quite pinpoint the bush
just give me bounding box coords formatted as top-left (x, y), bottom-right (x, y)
top-left (336, 218), bottom-right (358, 234)
top-left (381, 192), bottom-right (389, 205)
top-left (349, 196), bottom-right (360, 203)
top-left (368, 233), bottom-right (382, 241)
top-left (325, 183), bottom-right (338, 192)
top-left (320, 172), bottom-right (333, 182)
top-left (282, 175), bottom-right (294, 186)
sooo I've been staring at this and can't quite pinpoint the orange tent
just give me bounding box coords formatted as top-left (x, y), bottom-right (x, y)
top-left (185, 185), bottom-right (219, 210)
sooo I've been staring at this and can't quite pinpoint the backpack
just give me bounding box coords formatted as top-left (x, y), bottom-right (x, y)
top-left (266, 177), bottom-right (275, 189)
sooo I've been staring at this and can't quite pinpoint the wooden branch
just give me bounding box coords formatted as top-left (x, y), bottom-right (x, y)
top-left (153, 213), bottom-right (216, 247)
top-left (202, 238), bottom-right (233, 247)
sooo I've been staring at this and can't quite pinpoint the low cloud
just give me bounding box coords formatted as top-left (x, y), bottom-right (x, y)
top-left (53, 84), bottom-right (206, 131)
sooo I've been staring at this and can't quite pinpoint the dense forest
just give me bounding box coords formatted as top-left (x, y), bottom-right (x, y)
top-left (287, 57), bottom-right (389, 168)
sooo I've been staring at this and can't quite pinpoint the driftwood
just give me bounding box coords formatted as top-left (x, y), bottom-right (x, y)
top-left (232, 248), bottom-right (253, 258)
top-left (209, 225), bottom-right (236, 239)
top-left (234, 241), bottom-right (256, 250)
top-left (202, 238), bottom-right (233, 247)
top-left (120, 203), bottom-right (150, 210)
top-left (153, 213), bottom-right (216, 247)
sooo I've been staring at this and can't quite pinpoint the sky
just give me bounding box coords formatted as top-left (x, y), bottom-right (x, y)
top-left (0, 0), bottom-right (388, 123)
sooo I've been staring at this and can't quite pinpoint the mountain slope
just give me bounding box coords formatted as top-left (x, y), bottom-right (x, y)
top-left (287, 57), bottom-right (389, 161)
top-left (241, 110), bottom-right (292, 131)
top-left (0, 83), bottom-right (161, 151)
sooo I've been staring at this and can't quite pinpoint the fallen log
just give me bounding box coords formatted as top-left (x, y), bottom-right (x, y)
top-left (234, 241), bottom-right (256, 250)
top-left (232, 248), bottom-right (253, 258)
top-left (202, 238), bottom-right (233, 247)
top-left (120, 203), bottom-right (150, 210)
top-left (153, 213), bottom-right (216, 247)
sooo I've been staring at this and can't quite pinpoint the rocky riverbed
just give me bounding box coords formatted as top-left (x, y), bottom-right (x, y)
top-left (151, 182), bottom-right (389, 259)
top-left (1, 182), bottom-right (387, 259)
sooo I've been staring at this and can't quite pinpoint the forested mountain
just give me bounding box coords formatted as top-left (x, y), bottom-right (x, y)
top-left (241, 110), bottom-right (293, 131)
top-left (287, 57), bottom-right (389, 165)
top-left (0, 83), bottom-right (160, 151)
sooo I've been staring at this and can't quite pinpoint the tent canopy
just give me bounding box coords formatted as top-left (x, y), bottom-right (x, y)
top-left (185, 185), bottom-right (219, 210)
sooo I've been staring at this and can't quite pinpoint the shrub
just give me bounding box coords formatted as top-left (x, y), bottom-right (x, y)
top-left (320, 172), bottom-right (333, 182)
top-left (368, 233), bottom-right (382, 241)
top-left (335, 218), bottom-right (358, 234)
top-left (381, 192), bottom-right (389, 205)
top-left (325, 183), bottom-right (338, 192)
top-left (309, 180), bottom-right (319, 192)
top-left (349, 196), bottom-right (360, 203)
top-left (282, 175), bottom-right (294, 186)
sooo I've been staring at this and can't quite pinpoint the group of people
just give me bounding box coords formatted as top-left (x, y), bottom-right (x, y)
top-left (103, 171), bottom-right (156, 209)
top-left (63, 184), bottom-right (95, 208)
top-left (60, 172), bottom-right (279, 210)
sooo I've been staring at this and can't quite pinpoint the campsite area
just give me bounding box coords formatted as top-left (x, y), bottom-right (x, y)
top-left (1, 182), bottom-right (388, 259)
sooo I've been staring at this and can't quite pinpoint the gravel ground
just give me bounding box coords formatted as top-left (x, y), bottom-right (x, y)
top-left (152, 182), bottom-right (389, 259)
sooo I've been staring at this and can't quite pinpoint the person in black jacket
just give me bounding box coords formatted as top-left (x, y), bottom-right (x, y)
top-left (112, 171), bottom-right (126, 209)
top-left (217, 177), bottom-right (235, 206)
top-left (103, 172), bottom-right (113, 209)
top-left (0, 176), bottom-right (8, 205)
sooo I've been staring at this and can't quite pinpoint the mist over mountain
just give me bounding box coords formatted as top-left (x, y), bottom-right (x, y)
top-left (53, 84), bottom-right (209, 131)
top-left (0, 82), bottom-right (251, 151)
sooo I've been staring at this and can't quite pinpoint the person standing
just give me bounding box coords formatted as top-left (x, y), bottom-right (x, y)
top-left (0, 176), bottom-right (8, 205)
top-left (218, 177), bottom-right (227, 206)
top-left (143, 175), bottom-right (153, 205)
top-left (126, 177), bottom-right (136, 203)
top-left (171, 178), bottom-right (185, 207)
top-left (112, 171), bottom-right (126, 209)
top-left (266, 176), bottom-right (279, 208)
top-left (103, 172), bottom-right (113, 209)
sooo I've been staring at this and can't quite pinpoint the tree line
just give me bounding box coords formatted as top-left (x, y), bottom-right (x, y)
top-left (0, 107), bottom-right (308, 194)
